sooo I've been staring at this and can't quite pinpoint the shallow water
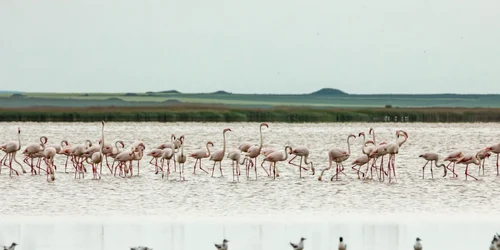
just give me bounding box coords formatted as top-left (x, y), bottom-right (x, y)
top-left (1, 122), bottom-right (500, 217)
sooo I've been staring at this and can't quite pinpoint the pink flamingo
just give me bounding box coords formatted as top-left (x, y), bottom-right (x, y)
top-left (261, 146), bottom-right (292, 179)
top-left (177, 136), bottom-right (187, 181)
top-left (357, 131), bottom-right (377, 178)
top-left (443, 151), bottom-right (463, 177)
top-left (384, 130), bottom-right (409, 183)
top-left (418, 152), bottom-right (447, 179)
top-left (351, 139), bottom-right (375, 179)
top-left (87, 121), bottom-right (105, 180)
top-left (319, 134), bottom-right (356, 181)
top-left (485, 144), bottom-right (500, 176)
top-left (209, 128), bottom-right (231, 177)
top-left (477, 148), bottom-right (491, 175)
top-left (43, 146), bottom-right (57, 182)
top-left (160, 144), bottom-right (176, 179)
top-left (226, 150), bottom-right (247, 182)
top-left (156, 134), bottom-right (178, 171)
top-left (0, 127), bottom-right (23, 176)
top-left (288, 146), bottom-right (315, 178)
top-left (22, 136), bottom-right (47, 174)
top-left (245, 123), bottom-right (269, 179)
top-left (114, 147), bottom-right (136, 177)
top-left (190, 141), bottom-right (214, 174)
top-left (456, 152), bottom-right (481, 180)
top-left (147, 148), bottom-right (163, 174)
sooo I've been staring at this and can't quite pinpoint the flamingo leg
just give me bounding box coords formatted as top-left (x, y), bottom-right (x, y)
top-left (211, 161), bottom-right (216, 177)
top-left (465, 164), bottom-right (478, 181)
top-left (219, 161), bottom-right (223, 177)
top-left (199, 159), bottom-right (209, 174)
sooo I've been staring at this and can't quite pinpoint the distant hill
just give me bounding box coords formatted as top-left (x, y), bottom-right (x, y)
top-left (158, 90), bottom-right (181, 94)
top-left (212, 90), bottom-right (231, 94)
top-left (0, 90), bottom-right (23, 94)
top-left (309, 88), bottom-right (348, 96)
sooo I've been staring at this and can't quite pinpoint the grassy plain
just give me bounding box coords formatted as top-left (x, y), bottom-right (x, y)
top-left (1, 89), bottom-right (499, 122)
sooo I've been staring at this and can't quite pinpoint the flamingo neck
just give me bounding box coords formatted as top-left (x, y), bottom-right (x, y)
top-left (258, 125), bottom-right (264, 151)
top-left (100, 124), bottom-right (104, 155)
top-left (346, 136), bottom-right (352, 155)
top-left (17, 130), bottom-right (21, 150)
top-left (371, 129), bottom-right (377, 144)
top-left (222, 131), bottom-right (227, 155)
top-left (206, 143), bottom-right (211, 156)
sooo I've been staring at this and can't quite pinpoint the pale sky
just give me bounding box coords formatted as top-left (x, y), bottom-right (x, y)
top-left (1, 0), bottom-right (499, 94)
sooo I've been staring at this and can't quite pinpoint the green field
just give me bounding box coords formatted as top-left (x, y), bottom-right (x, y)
top-left (1, 88), bottom-right (499, 122)
top-left (1, 88), bottom-right (500, 109)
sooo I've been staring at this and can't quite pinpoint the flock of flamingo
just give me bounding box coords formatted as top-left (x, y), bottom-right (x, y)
top-left (0, 121), bottom-right (499, 183)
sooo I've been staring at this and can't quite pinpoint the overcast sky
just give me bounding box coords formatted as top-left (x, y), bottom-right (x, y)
top-left (1, 0), bottom-right (499, 94)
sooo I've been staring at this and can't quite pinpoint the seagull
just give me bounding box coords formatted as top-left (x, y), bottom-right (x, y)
top-left (130, 246), bottom-right (153, 250)
top-left (413, 237), bottom-right (422, 250)
top-left (3, 243), bottom-right (17, 250)
top-left (290, 237), bottom-right (306, 250)
top-left (338, 237), bottom-right (347, 250)
top-left (490, 238), bottom-right (498, 250)
top-left (214, 239), bottom-right (229, 250)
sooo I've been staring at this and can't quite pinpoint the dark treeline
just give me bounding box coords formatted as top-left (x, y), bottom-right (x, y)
top-left (1, 106), bottom-right (500, 123)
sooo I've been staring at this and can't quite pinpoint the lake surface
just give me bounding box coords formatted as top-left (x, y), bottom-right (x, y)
top-left (0, 122), bottom-right (500, 217)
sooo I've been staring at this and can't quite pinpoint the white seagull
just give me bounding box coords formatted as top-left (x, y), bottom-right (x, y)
top-left (214, 239), bottom-right (229, 250)
top-left (338, 237), bottom-right (347, 250)
top-left (290, 237), bottom-right (305, 250)
top-left (3, 243), bottom-right (18, 250)
top-left (414, 237), bottom-right (422, 250)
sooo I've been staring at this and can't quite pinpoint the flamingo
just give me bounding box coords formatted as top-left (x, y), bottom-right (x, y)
top-left (351, 139), bottom-right (375, 179)
top-left (0, 127), bottom-right (23, 176)
top-left (358, 131), bottom-right (377, 178)
top-left (418, 152), bottom-right (447, 179)
top-left (190, 141), bottom-right (214, 174)
top-left (318, 134), bottom-right (356, 181)
top-left (288, 146), bottom-right (314, 178)
top-left (226, 150), bottom-right (246, 182)
top-left (43, 146), bottom-right (56, 182)
top-left (261, 145), bottom-right (292, 179)
top-left (209, 128), bottom-right (231, 177)
top-left (485, 144), bottom-right (500, 176)
top-left (114, 147), bottom-right (136, 177)
top-left (72, 140), bottom-right (92, 179)
top-left (244, 122), bottom-right (269, 179)
top-left (177, 136), bottom-right (186, 181)
top-left (22, 135), bottom-right (47, 174)
top-left (443, 151), bottom-right (463, 177)
top-left (147, 148), bottom-right (163, 174)
top-left (160, 144), bottom-right (176, 179)
top-left (130, 143), bottom-right (145, 176)
top-left (456, 152), bottom-right (481, 180)
top-left (384, 130), bottom-right (409, 183)
top-left (156, 134), bottom-right (178, 171)
top-left (88, 121), bottom-right (105, 180)
top-left (477, 148), bottom-right (491, 176)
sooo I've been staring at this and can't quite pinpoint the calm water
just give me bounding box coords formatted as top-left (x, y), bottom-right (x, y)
top-left (0, 122), bottom-right (499, 217)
